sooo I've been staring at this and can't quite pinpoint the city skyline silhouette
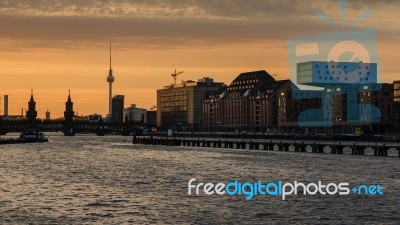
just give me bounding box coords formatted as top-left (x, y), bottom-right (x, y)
top-left (0, 0), bottom-right (398, 117)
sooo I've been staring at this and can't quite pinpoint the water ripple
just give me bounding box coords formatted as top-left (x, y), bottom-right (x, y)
top-left (0, 134), bottom-right (399, 224)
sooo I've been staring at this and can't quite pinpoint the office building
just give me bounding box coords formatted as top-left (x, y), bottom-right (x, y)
top-left (393, 80), bottom-right (400, 132)
top-left (297, 61), bottom-right (377, 85)
top-left (277, 85), bottom-right (322, 132)
top-left (157, 77), bottom-right (224, 131)
top-left (277, 61), bottom-right (393, 134)
top-left (203, 70), bottom-right (290, 133)
top-left (357, 83), bottom-right (393, 133)
top-left (45, 110), bottom-right (50, 120)
top-left (112, 95), bottom-right (124, 123)
top-left (394, 80), bottom-right (400, 103)
top-left (146, 110), bottom-right (157, 129)
top-left (202, 65), bottom-right (394, 135)
top-left (124, 104), bottom-right (147, 123)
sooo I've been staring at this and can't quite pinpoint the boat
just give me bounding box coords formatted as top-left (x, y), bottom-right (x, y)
top-left (19, 129), bottom-right (49, 142)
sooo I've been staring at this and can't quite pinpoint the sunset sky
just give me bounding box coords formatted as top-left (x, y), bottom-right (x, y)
top-left (0, 0), bottom-right (399, 118)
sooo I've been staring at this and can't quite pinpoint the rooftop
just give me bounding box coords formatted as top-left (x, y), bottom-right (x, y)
top-left (162, 77), bottom-right (225, 89)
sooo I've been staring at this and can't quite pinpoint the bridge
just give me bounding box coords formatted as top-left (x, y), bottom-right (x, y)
top-left (0, 118), bottom-right (144, 136)
top-left (0, 91), bottom-right (147, 136)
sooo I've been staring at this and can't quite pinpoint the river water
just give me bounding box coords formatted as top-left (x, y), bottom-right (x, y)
top-left (0, 134), bottom-right (399, 224)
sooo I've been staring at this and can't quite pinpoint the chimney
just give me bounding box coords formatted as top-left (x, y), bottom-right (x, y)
top-left (3, 95), bottom-right (8, 116)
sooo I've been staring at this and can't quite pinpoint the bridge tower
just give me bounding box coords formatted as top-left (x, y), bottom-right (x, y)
top-left (26, 90), bottom-right (37, 129)
top-left (64, 90), bottom-right (75, 136)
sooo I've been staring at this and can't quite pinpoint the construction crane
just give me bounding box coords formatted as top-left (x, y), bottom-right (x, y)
top-left (171, 69), bottom-right (184, 85)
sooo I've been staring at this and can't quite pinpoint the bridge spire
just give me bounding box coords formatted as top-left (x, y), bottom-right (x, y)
top-left (64, 90), bottom-right (75, 136)
top-left (30, 89), bottom-right (34, 102)
top-left (26, 89), bottom-right (37, 129)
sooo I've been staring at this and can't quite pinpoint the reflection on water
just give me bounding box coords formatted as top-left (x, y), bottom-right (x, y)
top-left (0, 133), bottom-right (399, 224)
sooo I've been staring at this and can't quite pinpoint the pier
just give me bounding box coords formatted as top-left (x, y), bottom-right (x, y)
top-left (0, 138), bottom-right (49, 145)
top-left (132, 137), bottom-right (400, 157)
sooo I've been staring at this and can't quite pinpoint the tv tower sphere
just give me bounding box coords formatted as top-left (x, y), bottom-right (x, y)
top-left (107, 74), bottom-right (114, 83)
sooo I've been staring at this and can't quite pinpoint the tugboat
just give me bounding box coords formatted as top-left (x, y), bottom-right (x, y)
top-left (20, 129), bottom-right (49, 142)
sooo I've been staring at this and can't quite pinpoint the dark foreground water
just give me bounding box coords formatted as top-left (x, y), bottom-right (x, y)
top-left (0, 134), bottom-right (399, 224)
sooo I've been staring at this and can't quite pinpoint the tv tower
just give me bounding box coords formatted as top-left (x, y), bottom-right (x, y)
top-left (107, 42), bottom-right (115, 115)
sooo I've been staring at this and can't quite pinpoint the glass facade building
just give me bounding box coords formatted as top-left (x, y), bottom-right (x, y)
top-left (297, 61), bottom-right (378, 86)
